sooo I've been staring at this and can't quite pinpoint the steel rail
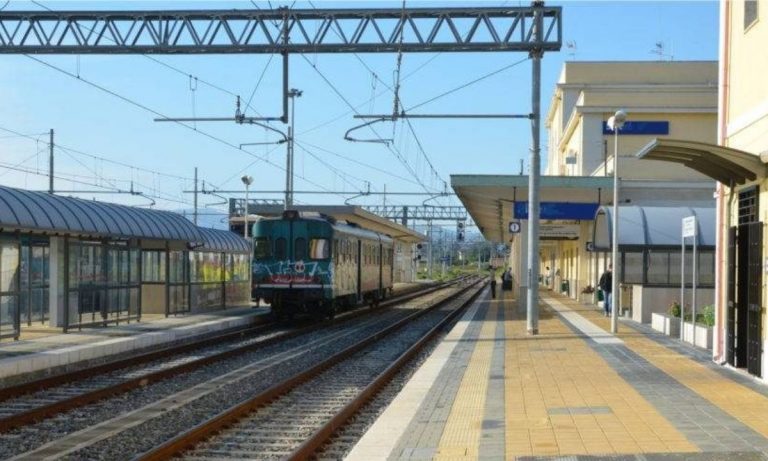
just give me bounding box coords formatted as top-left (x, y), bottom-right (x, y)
top-left (135, 277), bottom-right (483, 461)
top-left (289, 278), bottom-right (487, 459)
top-left (0, 279), bottom-right (453, 433)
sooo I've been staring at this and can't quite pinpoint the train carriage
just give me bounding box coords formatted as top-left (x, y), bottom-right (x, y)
top-left (252, 210), bottom-right (394, 319)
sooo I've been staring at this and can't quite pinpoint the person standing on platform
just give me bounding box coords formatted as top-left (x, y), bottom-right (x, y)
top-left (599, 264), bottom-right (613, 317)
top-left (490, 271), bottom-right (497, 299)
top-left (502, 268), bottom-right (512, 291)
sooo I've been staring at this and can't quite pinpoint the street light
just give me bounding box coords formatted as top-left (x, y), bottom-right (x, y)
top-left (607, 109), bottom-right (626, 334)
top-left (241, 175), bottom-right (254, 240)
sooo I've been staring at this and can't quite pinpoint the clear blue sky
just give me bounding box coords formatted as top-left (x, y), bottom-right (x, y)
top-left (0, 0), bottom-right (718, 228)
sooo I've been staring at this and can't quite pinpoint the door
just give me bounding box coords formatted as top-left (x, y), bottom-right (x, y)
top-left (736, 224), bottom-right (750, 368)
top-left (727, 226), bottom-right (736, 365)
top-left (747, 221), bottom-right (763, 377)
top-left (356, 240), bottom-right (362, 302)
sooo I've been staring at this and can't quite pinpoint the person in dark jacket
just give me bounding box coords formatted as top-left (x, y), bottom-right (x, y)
top-left (490, 272), bottom-right (497, 299)
top-left (598, 264), bottom-right (613, 317)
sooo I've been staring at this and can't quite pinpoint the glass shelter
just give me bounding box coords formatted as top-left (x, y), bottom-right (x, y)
top-left (0, 185), bottom-right (250, 340)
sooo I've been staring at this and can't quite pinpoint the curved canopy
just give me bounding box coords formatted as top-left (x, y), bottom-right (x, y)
top-left (198, 227), bottom-right (250, 254)
top-left (593, 205), bottom-right (715, 251)
top-left (637, 138), bottom-right (766, 185)
top-left (0, 185), bottom-right (202, 242)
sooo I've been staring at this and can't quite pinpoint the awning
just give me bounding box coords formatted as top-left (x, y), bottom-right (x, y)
top-left (0, 185), bottom-right (202, 242)
top-left (198, 227), bottom-right (250, 254)
top-left (240, 205), bottom-right (425, 244)
top-left (636, 138), bottom-right (766, 185)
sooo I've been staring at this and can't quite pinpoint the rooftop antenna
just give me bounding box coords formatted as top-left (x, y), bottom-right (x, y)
top-left (566, 40), bottom-right (577, 60)
top-left (650, 41), bottom-right (674, 61)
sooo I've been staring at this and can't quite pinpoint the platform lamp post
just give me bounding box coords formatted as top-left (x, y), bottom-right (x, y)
top-left (241, 175), bottom-right (254, 240)
top-left (607, 109), bottom-right (626, 334)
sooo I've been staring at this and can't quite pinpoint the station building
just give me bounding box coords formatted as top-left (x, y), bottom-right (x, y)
top-left (637, 1), bottom-right (768, 380)
top-left (0, 185), bottom-right (250, 341)
top-left (453, 61), bottom-right (719, 334)
top-left (229, 202), bottom-right (425, 283)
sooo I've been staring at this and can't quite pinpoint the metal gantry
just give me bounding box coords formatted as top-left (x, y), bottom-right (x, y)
top-left (0, 7), bottom-right (562, 54)
top-left (362, 205), bottom-right (467, 223)
top-left (0, 3), bottom-right (562, 335)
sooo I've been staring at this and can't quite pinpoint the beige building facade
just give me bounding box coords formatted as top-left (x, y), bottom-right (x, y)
top-left (635, 0), bottom-right (768, 380)
top-left (542, 61), bottom-right (718, 317)
top-left (716, 0), bottom-right (768, 379)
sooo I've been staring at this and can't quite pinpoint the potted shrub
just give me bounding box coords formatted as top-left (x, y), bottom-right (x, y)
top-left (682, 304), bottom-right (714, 349)
top-left (652, 301), bottom-right (681, 337)
top-left (580, 285), bottom-right (595, 304)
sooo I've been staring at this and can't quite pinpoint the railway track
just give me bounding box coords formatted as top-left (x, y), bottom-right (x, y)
top-left (0, 278), bottom-right (472, 460)
top-left (137, 277), bottom-right (486, 461)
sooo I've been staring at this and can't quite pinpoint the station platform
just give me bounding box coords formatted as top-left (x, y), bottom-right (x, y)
top-left (0, 305), bottom-right (270, 384)
top-left (0, 281), bottom-right (427, 385)
top-left (348, 288), bottom-right (768, 460)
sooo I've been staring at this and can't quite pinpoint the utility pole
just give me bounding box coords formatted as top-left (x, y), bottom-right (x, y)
top-left (48, 129), bottom-right (54, 194)
top-left (527, 1), bottom-right (544, 336)
top-left (428, 220), bottom-right (433, 280)
top-left (286, 88), bottom-right (302, 209)
top-left (193, 167), bottom-right (198, 225)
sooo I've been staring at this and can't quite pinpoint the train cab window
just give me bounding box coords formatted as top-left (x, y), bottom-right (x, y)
top-left (253, 237), bottom-right (271, 260)
top-left (310, 239), bottom-right (330, 260)
top-left (275, 237), bottom-right (287, 260)
top-left (295, 237), bottom-right (307, 261)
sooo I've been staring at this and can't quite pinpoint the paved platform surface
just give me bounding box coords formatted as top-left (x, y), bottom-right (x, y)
top-left (0, 306), bottom-right (269, 382)
top-left (348, 288), bottom-right (768, 461)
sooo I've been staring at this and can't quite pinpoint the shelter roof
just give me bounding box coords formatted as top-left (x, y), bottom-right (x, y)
top-left (197, 227), bottom-right (250, 253)
top-left (0, 185), bottom-right (201, 242)
top-left (451, 174), bottom-right (613, 242)
top-left (636, 138), bottom-right (767, 185)
top-left (592, 205), bottom-right (715, 251)
top-left (243, 204), bottom-right (425, 243)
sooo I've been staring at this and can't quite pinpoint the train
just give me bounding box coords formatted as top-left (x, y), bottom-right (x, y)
top-left (251, 210), bottom-right (394, 319)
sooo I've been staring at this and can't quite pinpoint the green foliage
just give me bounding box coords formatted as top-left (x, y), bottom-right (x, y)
top-left (700, 304), bottom-right (715, 327)
top-left (667, 301), bottom-right (681, 317)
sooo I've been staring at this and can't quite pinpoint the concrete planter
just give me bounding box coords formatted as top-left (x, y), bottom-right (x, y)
top-left (651, 313), bottom-right (680, 337)
top-left (579, 293), bottom-right (594, 305)
top-left (682, 321), bottom-right (713, 350)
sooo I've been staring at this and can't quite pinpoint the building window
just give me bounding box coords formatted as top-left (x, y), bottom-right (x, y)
top-left (738, 187), bottom-right (758, 225)
top-left (745, 0), bottom-right (758, 30)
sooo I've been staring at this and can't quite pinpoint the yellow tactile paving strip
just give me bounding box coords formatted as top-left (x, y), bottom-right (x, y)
top-left (504, 294), bottom-right (697, 458)
top-left (433, 300), bottom-right (500, 460)
top-left (553, 294), bottom-right (768, 441)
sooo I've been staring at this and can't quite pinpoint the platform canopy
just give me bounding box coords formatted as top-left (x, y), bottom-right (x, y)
top-left (593, 205), bottom-right (715, 251)
top-left (637, 138), bottom-right (767, 185)
top-left (451, 175), bottom-right (613, 242)
top-left (197, 227), bottom-right (250, 254)
top-left (0, 185), bottom-right (202, 242)
top-left (243, 204), bottom-right (425, 244)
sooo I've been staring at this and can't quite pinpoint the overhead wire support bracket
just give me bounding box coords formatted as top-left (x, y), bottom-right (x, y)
top-left (343, 117), bottom-right (393, 144)
top-left (353, 113), bottom-right (533, 120)
top-left (344, 181), bottom-right (372, 205)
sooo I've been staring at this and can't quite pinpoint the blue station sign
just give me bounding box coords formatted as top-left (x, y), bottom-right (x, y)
top-left (513, 202), bottom-right (599, 220)
top-left (602, 120), bottom-right (669, 135)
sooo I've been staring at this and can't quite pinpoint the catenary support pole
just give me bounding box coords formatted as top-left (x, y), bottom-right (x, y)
top-left (193, 167), bottom-right (198, 225)
top-left (527, 1), bottom-right (543, 335)
top-left (48, 129), bottom-right (54, 194)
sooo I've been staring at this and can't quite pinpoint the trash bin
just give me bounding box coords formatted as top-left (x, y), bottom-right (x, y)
top-left (561, 280), bottom-right (569, 295)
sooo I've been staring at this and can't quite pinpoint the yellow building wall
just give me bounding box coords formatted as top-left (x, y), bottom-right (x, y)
top-left (725, 0), bottom-right (768, 132)
top-left (719, 0), bottom-right (768, 375)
